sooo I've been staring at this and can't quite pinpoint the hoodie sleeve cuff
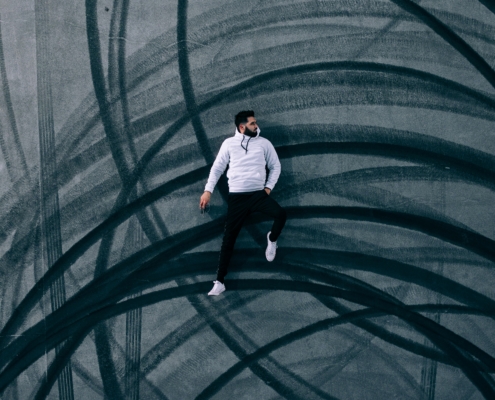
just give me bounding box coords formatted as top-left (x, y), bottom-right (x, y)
top-left (204, 185), bottom-right (214, 194)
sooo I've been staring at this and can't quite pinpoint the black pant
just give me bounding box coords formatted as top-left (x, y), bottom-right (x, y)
top-left (216, 190), bottom-right (287, 283)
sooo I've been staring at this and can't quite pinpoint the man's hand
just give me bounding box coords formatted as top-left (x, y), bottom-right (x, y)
top-left (200, 191), bottom-right (211, 209)
top-left (264, 188), bottom-right (271, 195)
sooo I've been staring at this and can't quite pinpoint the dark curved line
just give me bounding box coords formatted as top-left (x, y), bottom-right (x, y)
top-left (388, 0), bottom-right (495, 90)
top-left (176, 3), bottom-right (304, 395)
top-left (6, 209), bottom-right (492, 396)
top-left (32, 314), bottom-right (165, 399)
top-left (0, 165), bottom-right (212, 350)
top-left (0, 62), bottom-right (493, 238)
top-left (195, 304), bottom-right (485, 400)
top-left (171, 288), bottom-right (334, 400)
top-left (2, 280), bottom-right (495, 398)
top-left (232, 72), bottom-right (495, 121)
top-left (41, 159), bottom-right (479, 278)
top-left (86, 0), bottom-right (161, 249)
top-left (44, 131), bottom-right (495, 396)
top-left (176, 0), bottom-right (268, 261)
top-left (0, 15), bottom-right (30, 184)
top-left (2, 57), bottom-right (492, 396)
top-left (174, 251), bottom-right (495, 344)
top-left (2, 60), bottom-right (492, 384)
top-left (95, 247), bottom-right (495, 376)
top-left (62, 306), bottom-right (167, 400)
top-left (88, 1), bottom-right (494, 112)
top-left (221, 281), bottom-right (495, 398)
top-left (108, 0), bottom-right (169, 238)
top-left (135, 287), bottom-right (424, 397)
top-left (177, 0), bottom-right (214, 163)
top-left (58, 22), bottom-right (495, 172)
top-left (283, 248), bottom-right (495, 310)
top-left (65, 60), bottom-right (495, 309)
top-left (52, 154), bottom-right (495, 244)
top-left (35, 0), bottom-right (75, 397)
top-left (3, 135), bottom-right (495, 350)
top-left (47, 153), bottom-right (495, 260)
top-left (108, 0), bottom-right (131, 129)
top-left (0, 238), bottom-right (480, 382)
top-left (5, 130), bottom-right (491, 273)
top-left (2, 250), bottom-right (492, 394)
top-left (24, 302), bottom-right (491, 400)
top-left (85, 2), bottom-right (127, 398)
top-left (53, 1), bottom-right (495, 169)
top-left (138, 298), bottom-right (425, 398)
top-left (0, 218), bottom-right (226, 366)
top-left (129, 251), bottom-right (495, 372)
top-left (104, 60), bottom-right (495, 205)
top-left (0, 145), bottom-right (488, 308)
top-left (54, 60), bottom-right (495, 192)
top-left (138, 290), bottom-right (261, 369)
top-left (0, 276), bottom-right (322, 396)
top-left (85, 0), bottom-right (127, 179)
top-left (104, 2), bottom-right (156, 399)
top-left (93, 323), bottom-right (122, 400)
top-left (88, 2), bottom-right (166, 398)
top-left (54, 118), bottom-right (495, 216)
top-left (3, 209), bottom-right (495, 344)
top-left (139, 290), bottom-right (268, 397)
top-left (275, 141), bottom-right (495, 190)
top-left (132, 257), bottom-right (476, 380)
top-left (309, 300), bottom-right (433, 394)
top-left (478, 0), bottom-right (495, 14)
top-left (104, 3), bottom-right (495, 125)
top-left (375, 247), bottom-right (492, 267)
top-left (286, 206), bottom-right (495, 263)
top-left (131, 253), bottom-right (462, 384)
top-left (85, 0), bottom-right (171, 331)
top-left (70, 5), bottom-right (392, 146)
top-left (5, 250), bottom-right (495, 382)
top-left (266, 121), bottom-right (495, 173)
top-left (33, 329), bottom-right (87, 400)
top-left (276, 166), bottom-right (476, 230)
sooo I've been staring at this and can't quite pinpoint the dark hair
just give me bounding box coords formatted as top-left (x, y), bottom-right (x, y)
top-left (235, 110), bottom-right (255, 129)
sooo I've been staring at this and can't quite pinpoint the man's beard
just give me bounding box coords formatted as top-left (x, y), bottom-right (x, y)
top-left (244, 126), bottom-right (257, 137)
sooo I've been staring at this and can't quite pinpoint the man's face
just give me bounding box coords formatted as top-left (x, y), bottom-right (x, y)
top-left (240, 117), bottom-right (258, 135)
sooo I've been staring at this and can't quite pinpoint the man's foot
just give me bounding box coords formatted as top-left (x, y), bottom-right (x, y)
top-left (208, 280), bottom-right (226, 296)
top-left (265, 231), bottom-right (278, 262)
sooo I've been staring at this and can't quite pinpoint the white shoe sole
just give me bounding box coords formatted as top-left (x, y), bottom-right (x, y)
top-left (266, 232), bottom-right (277, 262)
top-left (208, 287), bottom-right (225, 296)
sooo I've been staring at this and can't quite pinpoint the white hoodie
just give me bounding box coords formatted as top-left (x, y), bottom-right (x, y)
top-left (205, 128), bottom-right (281, 193)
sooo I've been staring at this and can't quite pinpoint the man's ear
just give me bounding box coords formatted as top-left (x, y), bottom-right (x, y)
top-left (239, 124), bottom-right (245, 133)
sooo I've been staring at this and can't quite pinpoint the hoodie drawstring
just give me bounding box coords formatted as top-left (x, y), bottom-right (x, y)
top-left (241, 135), bottom-right (252, 154)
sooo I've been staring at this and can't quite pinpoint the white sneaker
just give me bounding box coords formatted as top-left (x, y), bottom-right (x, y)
top-left (265, 231), bottom-right (278, 262)
top-left (208, 280), bottom-right (226, 296)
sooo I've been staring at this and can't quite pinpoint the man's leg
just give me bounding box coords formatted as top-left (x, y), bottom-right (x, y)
top-left (250, 190), bottom-right (287, 261)
top-left (215, 194), bottom-right (251, 284)
top-left (252, 191), bottom-right (287, 241)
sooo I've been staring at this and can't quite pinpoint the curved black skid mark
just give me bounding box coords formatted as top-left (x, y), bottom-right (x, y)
top-left (3, 147), bottom-right (495, 352)
top-left (4, 252), bottom-right (495, 381)
top-left (2, 280), bottom-right (495, 398)
top-left (389, 0), bottom-right (495, 91)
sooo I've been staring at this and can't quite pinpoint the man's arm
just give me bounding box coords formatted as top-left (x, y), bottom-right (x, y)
top-left (264, 141), bottom-right (281, 193)
top-left (200, 141), bottom-right (229, 208)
